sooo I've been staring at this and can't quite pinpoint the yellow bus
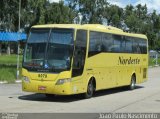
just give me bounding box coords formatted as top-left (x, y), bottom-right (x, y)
top-left (22, 24), bottom-right (148, 98)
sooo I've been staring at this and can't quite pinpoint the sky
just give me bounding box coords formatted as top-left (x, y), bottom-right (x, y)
top-left (108, 0), bottom-right (160, 13)
top-left (49, 0), bottom-right (61, 3)
top-left (49, 0), bottom-right (160, 13)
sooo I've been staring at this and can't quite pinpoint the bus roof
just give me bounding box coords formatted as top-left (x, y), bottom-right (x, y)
top-left (32, 24), bottom-right (147, 39)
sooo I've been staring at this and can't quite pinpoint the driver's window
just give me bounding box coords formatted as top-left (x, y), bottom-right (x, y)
top-left (72, 30), bottom-right (87, 77)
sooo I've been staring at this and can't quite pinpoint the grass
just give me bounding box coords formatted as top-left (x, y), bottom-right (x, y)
top-left (0, 54), bottom-right (23, 65)
top-left (149, 58), bottom-right (160, 67)
top-left (0, 54), bottom-right (23, 83)
top-left (0, 67), bottom-right (17, 83)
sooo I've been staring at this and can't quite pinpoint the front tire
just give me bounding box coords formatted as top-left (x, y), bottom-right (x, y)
top-left (129, 75), bottom-right (136, 90)
top-left (84, 79), bottom-right (94, 99)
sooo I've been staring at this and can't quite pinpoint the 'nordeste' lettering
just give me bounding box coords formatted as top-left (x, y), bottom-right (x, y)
top-left (119, 56), bottom-right (140, 65)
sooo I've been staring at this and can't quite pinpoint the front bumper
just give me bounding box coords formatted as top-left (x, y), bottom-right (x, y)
top-left (22, 79), bottom-right (73, 95)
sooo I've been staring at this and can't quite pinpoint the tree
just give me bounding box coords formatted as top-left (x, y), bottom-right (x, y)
top-left (1, 0), bottom-right (160, 49)
top-left (0, 0), bottom-right (19, 31)
top-left (45, 1), bottom-right (76, 24)
top-left (21, 0), bottom-right (48, 32)
top-left (106, 5), bottom-right (123, 27)
top-left (73, 0), bottom-right (109, 24)
top-left (125, 5), bottom-right (134, 16)
top-left (125, 13), bottom-right (138, 32)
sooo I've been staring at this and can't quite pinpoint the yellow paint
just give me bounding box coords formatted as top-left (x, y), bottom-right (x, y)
top-left (22, 24), bottom-right (148, 95)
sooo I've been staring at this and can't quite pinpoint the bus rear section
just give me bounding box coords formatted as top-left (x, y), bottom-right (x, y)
top-left (85, 29), bottom-right (148, 92)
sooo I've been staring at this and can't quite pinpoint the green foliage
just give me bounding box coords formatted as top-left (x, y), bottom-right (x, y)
top-left (149, 58), bottom-right (160, 67)
top-left (0, 55), bottom-right (22, 65)
top-left (0, 55), bottom-right (23, 82)
top-left (0, 0), bottom-right (19, 31)
top-left (45, 1), bottom-right (76, 24)
top-left (0, 66), bottom-right (17, 83)
top-left (0, 0), bottom-right (160, 49)
top-left (0, 0), bottom-right (76, 33)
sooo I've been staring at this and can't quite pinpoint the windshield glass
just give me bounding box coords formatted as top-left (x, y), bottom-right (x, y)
top-left (23, 28), bottom-right (74, 73)
top-left (23, 29), bottom-right (49, 68)
top-left (46, 29), bottom-right (74, 71)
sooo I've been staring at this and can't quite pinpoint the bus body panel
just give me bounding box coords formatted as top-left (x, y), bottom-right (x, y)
top-left (22, 69), bottom-right (88, 95)
top-left (22, 24), bottom-right (148, 96)
top-left (85, 53), bottom-right (148, 89)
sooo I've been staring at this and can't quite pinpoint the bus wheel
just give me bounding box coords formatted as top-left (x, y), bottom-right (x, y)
top-left (129, 75), bottom-right (136, 90)
top-left (45, 94), bottom-right (55, 98)
top-left (84, 79), bottom-right (94, 99)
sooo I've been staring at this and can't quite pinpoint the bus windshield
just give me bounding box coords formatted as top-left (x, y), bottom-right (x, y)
top-left (23, 28), bottom-right (74, 72)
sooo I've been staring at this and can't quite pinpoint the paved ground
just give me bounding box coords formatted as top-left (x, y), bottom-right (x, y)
top-left (0, 67), bottom-right (160, 113)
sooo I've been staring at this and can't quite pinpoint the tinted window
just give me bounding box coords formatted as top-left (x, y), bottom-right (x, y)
top-left (23, 29), bottom-right (50, 68)
top-left (46, 29), bottom-right (74, 71)
top-left (89, 31), bottom-right (103, 57)
top-left (120, 36), bottom-right (126, 53)
top-left (132, 38), bottom-right (141, 54)
top-left (102, 33), bottom-right (114, 52)
top-left (125, 37), bottom-right (133, 53)
top-left (139, 38), bottom-right (147, 54)
top-left (28, 29), bottom-right (49, 43)
top-left (112, 35), bottom-right (122, 53)
top-left (132, 37), bottom-right (147, 54)
top-left (72, 30), bottom-right (87, 77)
top-left (88, 31), bottom-right (147, 56)
top-left (23, 28), bottom-right (74, 73)
top-left (50, 30), bottom-right (73, 44)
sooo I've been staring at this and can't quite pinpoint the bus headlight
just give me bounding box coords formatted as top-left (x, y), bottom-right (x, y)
top-left (56, 78), bottom-right (72, 85)
top-left (23, 76), bottom-right (30, 83)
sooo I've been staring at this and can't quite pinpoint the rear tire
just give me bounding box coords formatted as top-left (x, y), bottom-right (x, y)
top-left (84, 79), bottom-right (94, 99)
top-left (129, 75), bottom-right (136, 90)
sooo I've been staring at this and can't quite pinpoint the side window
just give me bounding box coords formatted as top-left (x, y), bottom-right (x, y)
top-left (132, 38), bottom-right (141, 54)
top-left (125, 37), bottom-right (133, 53)
top-left (88, 32), bottom-right (147, 54)
top-left (120, 36), bottom-right (126, 53)
top-left (72, 30), bottom-right (87, 77)
top-left (88, 31), bottom-right (103, 57)
top-left (112, 35), bottom-right (121, 53)
top-left (139, 39), bottom-right (147, 54)
top-left (102, 33), bottom-right (114, 52)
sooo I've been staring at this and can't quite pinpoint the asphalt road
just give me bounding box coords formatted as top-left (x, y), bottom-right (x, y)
top-left (0, 67), bottom-right (160, 113)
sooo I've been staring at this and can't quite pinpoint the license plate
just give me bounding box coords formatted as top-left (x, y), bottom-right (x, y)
top-left (38, 86), bottom-right (46, 91)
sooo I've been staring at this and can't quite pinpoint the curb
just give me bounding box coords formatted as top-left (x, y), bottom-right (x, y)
top-left (0, 81), bottom-right (8, 84)
top-left (149, 65), bottom-right (160, 68)
top-left (15, 80), bottom-right (22, 83)
top-left (0, 80), bottom-right (22, 84)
